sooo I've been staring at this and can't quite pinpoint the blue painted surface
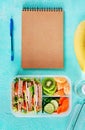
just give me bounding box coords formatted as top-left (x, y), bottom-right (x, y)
top-left (0, 0), bottom-right (85, 130)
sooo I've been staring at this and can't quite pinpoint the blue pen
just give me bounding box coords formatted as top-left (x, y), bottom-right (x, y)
top-left (10, 18), bottom-right (14, 61)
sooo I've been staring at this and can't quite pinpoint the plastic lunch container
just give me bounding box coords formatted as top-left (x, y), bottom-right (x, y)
top-left (11, 75), bottom-right (71, 117)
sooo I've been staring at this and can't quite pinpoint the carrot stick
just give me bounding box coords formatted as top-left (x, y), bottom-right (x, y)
top-left (57, 98), bottom-right (69, 114)
top-left (59, 97), bottom-right (67, 105)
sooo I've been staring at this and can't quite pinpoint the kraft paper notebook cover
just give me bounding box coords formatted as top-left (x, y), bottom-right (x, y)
top-left (22, 8), bottom-right (64, 68)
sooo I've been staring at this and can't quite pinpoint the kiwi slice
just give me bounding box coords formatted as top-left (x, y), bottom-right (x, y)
top-left (43, 86), bottom-right (57, 96)
top-left (42, 78), bottom-right (57, 95)
top-left (42, 78), bottom-right (56, 91)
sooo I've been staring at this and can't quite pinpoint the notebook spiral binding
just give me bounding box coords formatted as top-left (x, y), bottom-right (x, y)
top-left (23, 7), bottom-right (62, 11)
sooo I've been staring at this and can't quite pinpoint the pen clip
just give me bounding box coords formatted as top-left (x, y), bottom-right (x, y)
top-left (10, 18), bottom-right (14, 36)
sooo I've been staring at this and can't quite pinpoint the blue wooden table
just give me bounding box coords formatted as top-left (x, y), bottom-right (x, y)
top-left (0, 0), bottom-right (85, 130)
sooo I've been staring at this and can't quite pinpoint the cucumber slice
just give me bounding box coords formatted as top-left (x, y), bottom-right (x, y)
top-left (51, 100), bottom-right (59, 111)
top-left (44, 103), bottom-right (55, 114)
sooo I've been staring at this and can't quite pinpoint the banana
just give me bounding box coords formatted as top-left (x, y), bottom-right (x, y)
top-left (74, 21), bottom-right (85, 72)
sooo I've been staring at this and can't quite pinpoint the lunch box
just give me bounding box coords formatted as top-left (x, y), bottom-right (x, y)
top-left (11, 75), bottom-right (71, 117)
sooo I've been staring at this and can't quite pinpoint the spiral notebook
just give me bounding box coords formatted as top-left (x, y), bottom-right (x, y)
top-left (22, 8), bottom-right (64, 68)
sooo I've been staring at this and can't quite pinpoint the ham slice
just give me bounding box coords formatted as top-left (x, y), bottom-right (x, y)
top-left (34, 81), bottom-right (42, 112)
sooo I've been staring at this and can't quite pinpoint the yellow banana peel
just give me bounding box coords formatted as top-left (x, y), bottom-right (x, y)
top-left (74, 21), bottom-right (85, 72)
